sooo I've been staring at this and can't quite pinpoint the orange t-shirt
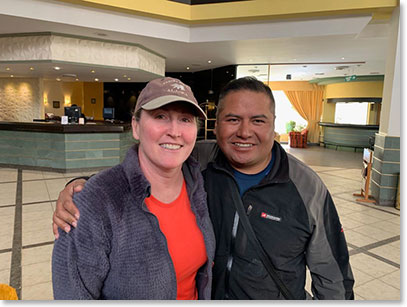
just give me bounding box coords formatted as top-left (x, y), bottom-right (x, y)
top-left (145, 181), bottom-right (207, 300)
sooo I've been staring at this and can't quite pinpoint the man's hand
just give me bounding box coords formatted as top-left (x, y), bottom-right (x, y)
top-left (52, 179), bottom-right (86, 239)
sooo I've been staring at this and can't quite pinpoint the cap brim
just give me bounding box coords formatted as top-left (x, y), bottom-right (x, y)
top-left (141, 95), bottom-right (207, 119)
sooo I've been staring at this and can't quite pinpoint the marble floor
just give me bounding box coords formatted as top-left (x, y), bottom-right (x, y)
top-left (0, 145), bottom-right (400, 300)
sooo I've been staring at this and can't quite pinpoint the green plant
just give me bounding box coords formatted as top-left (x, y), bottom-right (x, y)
top-left (285, 121), bottom-right (296, 133)
top-left (294, 124), bottom-right (306, 132)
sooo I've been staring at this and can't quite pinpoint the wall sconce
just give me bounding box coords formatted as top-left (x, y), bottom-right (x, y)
top-left (64, 96), bottom-right (71, 105)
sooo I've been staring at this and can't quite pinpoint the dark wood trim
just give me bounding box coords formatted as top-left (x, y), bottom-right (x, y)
top-left (318, 122), bottom-right (379, 130)
top-left (0, 121), bottom-right (131, 133)
top-left (326, 97), bottom-right (382, 103)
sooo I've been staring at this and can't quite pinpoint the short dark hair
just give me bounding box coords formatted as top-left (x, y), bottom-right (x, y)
top-left (216, 76), bottom-right (275, 118)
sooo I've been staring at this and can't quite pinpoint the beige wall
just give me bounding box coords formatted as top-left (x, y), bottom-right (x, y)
top-left (322, 81), bottom-right (384, 123)
top-left (0, 78), bottom-right (43, 122)
top-left (83, 82), bottom-right (104, 120)
top-left (43, 81), bottom-right (103, 120)
top-left (44, 81), bottom-right (85, 116)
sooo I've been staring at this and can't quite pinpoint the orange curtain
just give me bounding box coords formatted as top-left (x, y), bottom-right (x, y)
top-left (284, 84), bottom-right (324, 144)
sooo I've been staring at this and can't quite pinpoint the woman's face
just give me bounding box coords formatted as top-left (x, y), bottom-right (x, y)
top-left (132, 103), bottom-right (198, 172)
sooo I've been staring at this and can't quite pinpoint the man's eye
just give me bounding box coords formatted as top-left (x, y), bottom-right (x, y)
top-left (253, 119), bottom-right (265, 124)
top-left (226, 118), bottom-right (238, 122)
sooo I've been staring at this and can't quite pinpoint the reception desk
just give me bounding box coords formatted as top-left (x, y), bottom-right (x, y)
top-left (0, 121), bottom-right (135, 172)
top-left (319, 122), bottom-right (379, 152)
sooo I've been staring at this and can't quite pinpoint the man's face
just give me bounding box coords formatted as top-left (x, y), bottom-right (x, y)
top-left (215, 90), bottom-right (275, 174)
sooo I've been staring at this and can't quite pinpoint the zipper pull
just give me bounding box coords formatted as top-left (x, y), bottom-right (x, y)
top-left (246, 204), bottom-right (253, 216)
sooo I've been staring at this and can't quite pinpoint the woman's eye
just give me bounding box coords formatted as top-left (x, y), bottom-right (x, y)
top-left (155, 114), bottom-right (166, 119)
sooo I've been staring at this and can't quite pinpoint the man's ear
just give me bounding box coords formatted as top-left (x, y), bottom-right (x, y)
top-left (132, 117), bottom-right (140, 140)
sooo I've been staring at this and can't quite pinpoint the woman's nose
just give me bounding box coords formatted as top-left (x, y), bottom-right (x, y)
top-left (167, 120), bottom-right (181, 137)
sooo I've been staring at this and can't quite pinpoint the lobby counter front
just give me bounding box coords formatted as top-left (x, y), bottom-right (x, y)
top-left (319, 122), bottom-right (379, 152)
top-left (0, 122), bottom-right (135, 172)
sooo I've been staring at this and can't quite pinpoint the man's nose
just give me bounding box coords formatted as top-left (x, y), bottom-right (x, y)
top-left (236, 120), bottom-right (251, 138)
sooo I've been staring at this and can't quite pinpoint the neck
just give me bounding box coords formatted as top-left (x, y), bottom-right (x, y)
top-left (138, 150), bottom-right (184, 203)
top-left (232, 152), bottom-right (272, 175)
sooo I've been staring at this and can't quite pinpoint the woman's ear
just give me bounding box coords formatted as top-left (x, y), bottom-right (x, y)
top-left (132, 116), bottom-right (140, 140)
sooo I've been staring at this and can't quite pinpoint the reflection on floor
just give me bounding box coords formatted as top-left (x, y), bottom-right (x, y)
top-left (0, 145), bottom-right (400, 300)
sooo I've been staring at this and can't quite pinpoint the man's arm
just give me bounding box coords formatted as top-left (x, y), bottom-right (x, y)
top-left (52, 178), bottom-right (88, 239)
top-left (306, 192), bottom-right (355, 300)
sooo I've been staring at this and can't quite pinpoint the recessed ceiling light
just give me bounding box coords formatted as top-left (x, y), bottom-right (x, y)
top-left (56, 78), bottom-right (61, 81)
top-left (29, 67), bottom-right (34, 71)
top-left (6, 67), bottom-right (10, 71)
top-left (10, 74), bottom-right (14, 77)
top-left (341, 57), bottom-right (345, 60)
top-left (207, 60), bottom-right (212, 64)
top-left (127, 77), bottom-right (131, 81)
top-left (114, 78), bottom-right (119, 82)
top-left (186, 67), bottom-right (190, 70)
top-left (91, 70), bottom-right (95, 74)
top-left (123, 74), bottom-right (127, 78)
top-left (54, 66), bottom-right (61, 70)
top-left (76, 78), bottom-right (79, 81)
top-left (94, 78), bottom-right (99, 81)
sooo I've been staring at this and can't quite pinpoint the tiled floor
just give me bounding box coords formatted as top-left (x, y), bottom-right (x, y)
top-left (0, 145), bottom-right (400, 300)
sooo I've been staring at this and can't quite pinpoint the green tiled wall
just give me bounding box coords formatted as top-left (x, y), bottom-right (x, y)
top-left (0, 130), bottom-right (133, 171)
top-left (371, 133), bottom-right (400, 206)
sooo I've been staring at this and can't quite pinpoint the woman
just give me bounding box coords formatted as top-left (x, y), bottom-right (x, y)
top-left (52, 77), bottom-right (215, 300)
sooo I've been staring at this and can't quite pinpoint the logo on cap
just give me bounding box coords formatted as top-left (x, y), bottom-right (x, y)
top-left (171, 84), bottom-right (185, 91)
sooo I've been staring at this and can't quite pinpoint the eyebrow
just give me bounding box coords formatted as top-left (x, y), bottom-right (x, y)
top-left (223, 113), bottom-right (269, 119)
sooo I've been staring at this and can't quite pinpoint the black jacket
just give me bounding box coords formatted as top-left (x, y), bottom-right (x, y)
top-left (199, 141), bottom-right (354, 300)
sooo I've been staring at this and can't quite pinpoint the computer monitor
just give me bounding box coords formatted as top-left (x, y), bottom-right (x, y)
top-left (64, 105), bottom-right (81, 123)
top-left (103, 107), bottom-right (115, 120)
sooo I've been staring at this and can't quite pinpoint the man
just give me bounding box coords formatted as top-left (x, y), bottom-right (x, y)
top-left (53, 77), bottom-right (354, 300)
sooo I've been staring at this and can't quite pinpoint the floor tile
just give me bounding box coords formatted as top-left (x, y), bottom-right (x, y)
top-left (42, 171), bottom-right (65, 179)
top-left (351, 225), bottom-right (397, 241)
top-left (351, 267), bottom-right (375, 288)
top-left (22, 245), bottom-right (53, 266)
top-left (369, 244), bottom-right (400, 264)
top-left (45, 178), bottom-right (69, 200)
top-left (22, 170), bottom-right (44, 181)
top-left (345, 212), bottom-right (382, 225)
top-left (350, 254), bottom-right (398, 278)
top-left (0, 182), bottom-right (17, 206)
top-left (0, 252), bottom-right (11, 271)
top-left (21, 281), bottom-right (53, 300)
top-left (0, 234), bottom-right (13, 250)
top-left (345, 229), bottom-right (379, 247)
top-left (354, 279), bottom-right (400, 300)
top-left (22, 181), bottom-right (50, 203)
top-left (379, 271), bottom-right (400, 290)
top-left (22, 227), bottom-right (54, 247)
top-left (0, 269), bottom-right (10, 285)
top-left (0, 168), bottom-right (17, 183)
top-left (22, 261), bottom-right (52, 288)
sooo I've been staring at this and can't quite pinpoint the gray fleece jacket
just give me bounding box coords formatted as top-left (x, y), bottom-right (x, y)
top-left (52, 145), bottom-right (216, 300)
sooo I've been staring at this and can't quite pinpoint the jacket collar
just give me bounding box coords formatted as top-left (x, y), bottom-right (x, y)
top-left (210, 141), bottom-right (290, 184)
top-left (121, 144), bottom-right (205, 215)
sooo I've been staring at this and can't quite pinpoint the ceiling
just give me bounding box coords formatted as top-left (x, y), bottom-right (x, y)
top-left (0, 0), bottom-right (392, 83)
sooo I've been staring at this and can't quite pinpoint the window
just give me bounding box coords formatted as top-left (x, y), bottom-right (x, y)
top-left (273, 91), bottom-right (307, 134)
top-left (335, 102), bottom-right (369, 124)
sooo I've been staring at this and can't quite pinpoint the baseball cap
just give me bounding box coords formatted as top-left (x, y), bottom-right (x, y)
top-left (134, 77), bottom-right (207, 119)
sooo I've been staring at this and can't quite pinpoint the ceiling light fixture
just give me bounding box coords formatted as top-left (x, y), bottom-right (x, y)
top-left (95, 78), bottom-right (99, 81)
top-left (123, 74), bottom-right (127, 78)
top-left (114, 78), bottom-right (119, 81)
top-left (10, 74), bottom-right (14, 77)
top-left (54, 67), bottom-right (61, 70)
top-left (207, 60), bottom-right (212, 64)
top-left (186, 67), bottom-right (190, 70)
top-left (29, 67), bottom-right (34, 71)
top-left (127, 77), bottom-right (131, 81)
top-left (91, 70), bottom-right (95, 74)
top-left (56, 78), bottom-right (61, 81)
top-left (6, 67), bottom-right (10, 71)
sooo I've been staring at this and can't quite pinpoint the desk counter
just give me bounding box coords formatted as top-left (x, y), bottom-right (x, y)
top-left (0, 121), bottom-right (134, 172)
